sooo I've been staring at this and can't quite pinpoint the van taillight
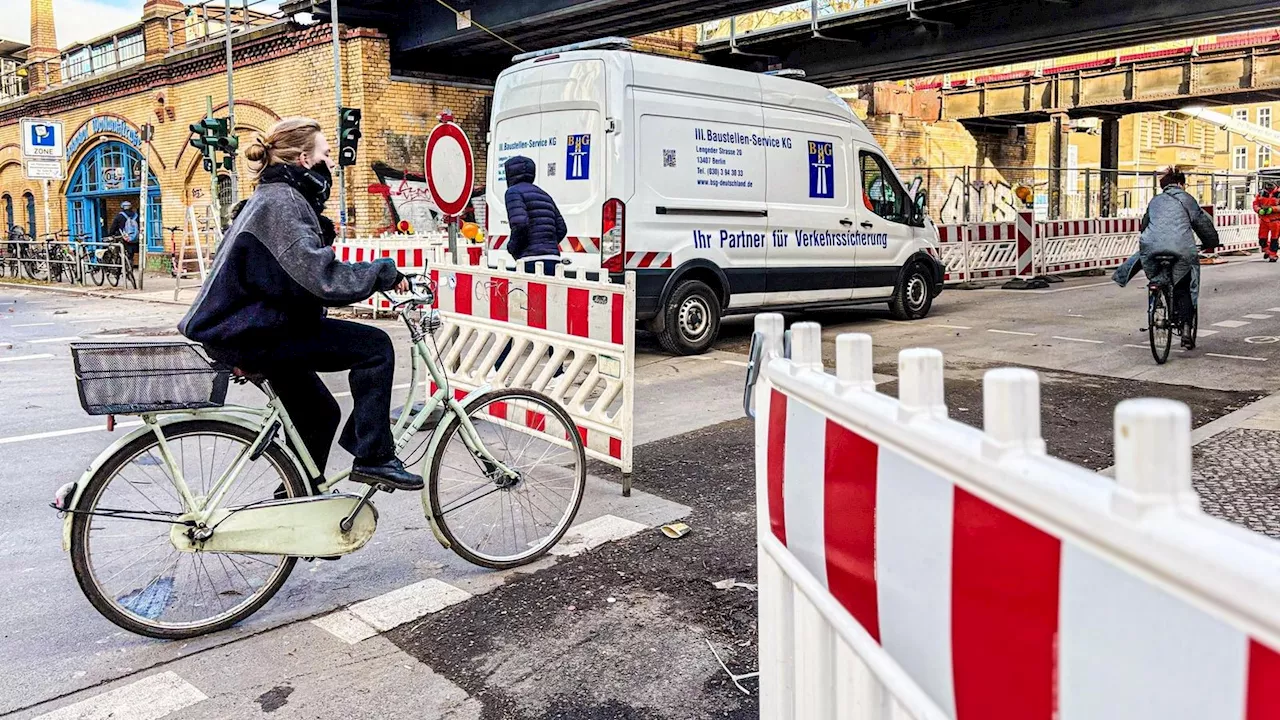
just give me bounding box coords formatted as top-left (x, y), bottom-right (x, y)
top-left (601, 199), bottom-right (625, 273)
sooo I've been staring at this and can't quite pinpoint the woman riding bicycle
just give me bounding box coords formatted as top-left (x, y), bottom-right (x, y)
top-left (179, 117), bottom-right (421, 492)
top-left (1113, 168), bottom-right (1220, 347)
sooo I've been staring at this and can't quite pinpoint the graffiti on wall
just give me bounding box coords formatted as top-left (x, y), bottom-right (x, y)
top-left (939, 177), bottom-right (1029, 224)
top-left (369, 162), bottom-right (443, 234)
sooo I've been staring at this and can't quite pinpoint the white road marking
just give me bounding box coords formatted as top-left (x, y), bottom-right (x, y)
top-left (1243, 314), bottom-right (1274, 320)
top-left (24, 300), bottom-right (52, 305)
top-left (1123, 344), bottom-right (1149, 349)
top-left (68, 319), bottom-right (109, 325)
top-left (1267, 308), bottom-right (1280, 313)
top-left (32, 671), bottom-right (206, 720)
top-left (1206, 352), bottom-right (1267, 362)
top-left (926, 323), bottom-right (971, 330)
top-left (13, 322), bottom-right (54, 327)
top-left (1212, 320), bottom-right (1251, 328)
top-left (0, 420), bottom-right (143, 446)
top-left (0, 353), bottom-right (54, 364)
top-left (550, 513), bottom-right (647, 557)
top-left (29, 336), bottom-right (80, 344)
top-left (721, 360), bottom-right (749, 368)
top-left (85, 334), bottom-right (129, 340)
top-left (312, 610), bottom-right (380, 644)
top-left (348, 578), bottom-right (472, 633)
top-left (1197, 329), bottom-right (1219, 336)
top-left (987, 329), bottom-right (1037, 337)
top-left (1052, 336), bottom-right (1104, 345)
top-left (1067, 314), bottom-right (1085, 318)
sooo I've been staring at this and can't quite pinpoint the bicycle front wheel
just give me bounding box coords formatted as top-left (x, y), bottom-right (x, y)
top-left (428, 388), bottom-right (587, 570)
top-left (1149, 288), bottom-right (1172, 364)
top-left (69, 420), bottom-right (306, 639)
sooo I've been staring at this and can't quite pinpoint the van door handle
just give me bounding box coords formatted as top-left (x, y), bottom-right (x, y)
top-left (860, 221), bottom-right (874, 229)
top-left (839, 218), bottom-right (853, 227)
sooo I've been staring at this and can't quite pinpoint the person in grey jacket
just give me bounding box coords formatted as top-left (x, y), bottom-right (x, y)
top-left (179, 117), bottom-right (421, 491)
top-left (1113, 169), bottom-right (1220, 347)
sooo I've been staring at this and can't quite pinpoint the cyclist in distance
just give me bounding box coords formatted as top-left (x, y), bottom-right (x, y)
top-left (179, 117), bottom-right (420, 492)
top-left (1113, 168), bottom-right (1220, 347)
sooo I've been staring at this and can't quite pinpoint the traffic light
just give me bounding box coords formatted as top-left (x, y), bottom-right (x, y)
top-left (338, 107), bottom-right (362, 167)
top-left (188, 117), bottom-right (226, 153)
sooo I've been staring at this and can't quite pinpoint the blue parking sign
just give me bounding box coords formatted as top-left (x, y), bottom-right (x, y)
top-left (30, 124), bottom-right (55, 148)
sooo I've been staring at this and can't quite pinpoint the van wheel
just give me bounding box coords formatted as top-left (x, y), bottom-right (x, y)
top-left (890, 262), bottom-right (934, 320)
top-left (657, 280), bottom-right (721, 355)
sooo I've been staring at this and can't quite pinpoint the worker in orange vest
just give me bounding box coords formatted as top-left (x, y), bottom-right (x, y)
top-left (1254, 184), bottom-right (1280, 262)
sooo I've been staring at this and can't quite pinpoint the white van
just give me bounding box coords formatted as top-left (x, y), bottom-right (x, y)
top-left (485, 40), bottom-right (944, 355)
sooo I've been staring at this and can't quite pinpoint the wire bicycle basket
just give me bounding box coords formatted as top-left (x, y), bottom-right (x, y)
top-left (70, 342), bottom-right (230, 416)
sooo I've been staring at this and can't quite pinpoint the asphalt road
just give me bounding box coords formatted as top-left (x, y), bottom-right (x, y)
top-left (2, 258), bottom-right (1276, 718)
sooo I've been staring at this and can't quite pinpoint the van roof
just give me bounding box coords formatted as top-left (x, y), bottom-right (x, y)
top-left (501, 49), bottom-right (869, 135)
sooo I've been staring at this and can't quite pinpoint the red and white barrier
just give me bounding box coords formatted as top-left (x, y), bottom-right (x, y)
top-left (428, 258), bottom-right (636, 476)
top-left (751, 315), bottom-right (1280, 718)
top-left (937, 209), bottom-right (1261, 285)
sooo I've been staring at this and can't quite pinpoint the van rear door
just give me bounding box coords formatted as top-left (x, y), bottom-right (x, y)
top-left (488, 58), bottom-right (608, 268)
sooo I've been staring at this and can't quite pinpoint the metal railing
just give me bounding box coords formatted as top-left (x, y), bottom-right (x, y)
top-left (0, 230), bottom-right (135, 288)
top-left (910, 165), bottom-right (1260, 224)
top-left (698, 0), bottom-right (905, 44)
top-left (164, 0), bottom-right (288, 54)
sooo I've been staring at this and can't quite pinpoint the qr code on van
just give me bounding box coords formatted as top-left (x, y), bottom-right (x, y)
top-left (663, 149), bottom-right (677, 168)
top-left (546, 162), bottom-right (556, 177)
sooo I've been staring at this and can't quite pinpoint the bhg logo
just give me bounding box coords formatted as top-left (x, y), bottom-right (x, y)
top-left (808, 140), bottom-right (834, 199)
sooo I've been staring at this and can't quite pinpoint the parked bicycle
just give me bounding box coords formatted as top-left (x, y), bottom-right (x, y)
top-left (55, 275), bottom-right (586, 639)
top-left (1, 226), bottom-right (25, 278)
top-left (43, 230), bottom-right (79, 285)
top-left (1146, 252), bottom-right (1198, 364)
top-left (83, 238), bottom-right (135, 288)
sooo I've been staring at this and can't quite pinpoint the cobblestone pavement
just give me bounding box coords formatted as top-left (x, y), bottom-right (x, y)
top-left (1193, 428), bottom-right (1280, 540)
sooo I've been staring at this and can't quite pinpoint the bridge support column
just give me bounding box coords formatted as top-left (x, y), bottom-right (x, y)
top-left (1048, 113), bottom-right (1069, 220)
top-left (1100, 117), bottom-right (1120, 218)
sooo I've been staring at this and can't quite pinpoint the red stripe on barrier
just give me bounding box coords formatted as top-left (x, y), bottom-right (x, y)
top-left (576, 425), bottom-right (589, 445)
top-left (414, 248), bottom-right (423, 267)
top-left (527, 409), bottom-right (546, 433)
top-left (567, 288), bottom-right (590, 338)
top-left (489, 401), bottom-right (507, 420)
top-left (454, 388), bottom-right (467, 401)
top-left (430, 269), bottom-right (439, 308)
top-left (490, 277), bottom-right (509, 323)
top-left (951, 488), bottom-right (1061, 720)
top-left (823, 421), bottom-right (880, 642)
top-left (767, 390), bottom-right (788, 544)
top-left (978, 226), bottom-right (988, 242)
top-left (455, 273), bottom-right (472, 316)
top-left (355, 248), bottom-right (365, 262)
top-left (609, 436), bottom-right (622, 459)
top-left (528, 282), bottom-right (547, 329)
top-left (611, 292), bottom-right (624, 345)
top-left (1248, 640), bottom-right (1280, 718)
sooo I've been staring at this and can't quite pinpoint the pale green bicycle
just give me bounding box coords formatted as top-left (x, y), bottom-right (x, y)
top-left (54, 276), bottom-right (586, 639)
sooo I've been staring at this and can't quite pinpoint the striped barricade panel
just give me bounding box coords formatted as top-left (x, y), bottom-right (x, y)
top-left (427, 260), bottom-right (636, 473)
top-left (752, 318), bottom-right (1280, 719)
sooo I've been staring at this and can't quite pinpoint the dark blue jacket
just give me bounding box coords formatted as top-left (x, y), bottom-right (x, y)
top-left (504, 155), bottom-right (566, 259)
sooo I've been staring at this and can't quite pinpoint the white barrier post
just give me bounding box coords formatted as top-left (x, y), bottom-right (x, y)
top-left (790, 321), bottom-right (823, 372)
top-left (982, 368), bottom-right (1046, 458)
top-left (753, 312), bottom-right (790, 720)
top-left (836, 333), bottom-right (875, 391)
top-left (1112, 398), bottom-right (1198, 519)
top-left (898, 348), bottom-right (946, 419)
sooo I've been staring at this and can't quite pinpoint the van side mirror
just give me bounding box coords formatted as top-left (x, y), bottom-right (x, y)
top-left (913, 193), bottom-right (927, 223)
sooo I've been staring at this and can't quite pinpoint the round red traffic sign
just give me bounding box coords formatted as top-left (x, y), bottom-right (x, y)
top-left (424, 122), bottom-right (474, 218)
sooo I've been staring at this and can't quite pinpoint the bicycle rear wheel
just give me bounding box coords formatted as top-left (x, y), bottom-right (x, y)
top-left (1149, 288), bottom-right (1172, 364)
top-left (69, 420), bottom-right (306, 639)
top-left (428, 388), bottom-right (587, 570)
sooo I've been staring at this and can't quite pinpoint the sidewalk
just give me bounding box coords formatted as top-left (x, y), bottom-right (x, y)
top-left (0, 275), bottom-right (197, 306)
top-left (1188, 390), bottom-right (1280, 539)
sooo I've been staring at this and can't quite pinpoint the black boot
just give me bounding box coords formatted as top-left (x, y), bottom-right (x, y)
top-left (352, 456), bottom-right (423, 491)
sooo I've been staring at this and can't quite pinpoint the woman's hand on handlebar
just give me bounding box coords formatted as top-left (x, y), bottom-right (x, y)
top-left (394, 276), bottom-right (411, 293)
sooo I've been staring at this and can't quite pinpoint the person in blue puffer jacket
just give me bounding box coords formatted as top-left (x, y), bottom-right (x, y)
top-left (503, 155), bottom-right (566, 272)
top-left (495, 155), bottom-right (567, 376)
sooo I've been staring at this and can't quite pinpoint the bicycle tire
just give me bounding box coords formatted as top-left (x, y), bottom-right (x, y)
top-left (90, 263), bottom-right (104, 285)
top-left (70, 420), bottom-right (306, 640)
top-left (427, 388), bottom-right (587, 570)
top-left (1149, 287), bottom-right (1172, 364)
top-left (106, 266), bottom-right (121, 287)
top-left (1187, 308), bottom-right (1198, 350)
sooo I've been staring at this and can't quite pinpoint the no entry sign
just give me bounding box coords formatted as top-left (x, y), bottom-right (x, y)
top-left (424, 118), bottom-right (474, 218)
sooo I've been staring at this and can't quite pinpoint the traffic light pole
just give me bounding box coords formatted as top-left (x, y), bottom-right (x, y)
top-left (224, 0), bottom-right (238, 207)
top-left (206, 96), bottom-right (220, 224)
top-left (330, 0), bottom-right (346, 239)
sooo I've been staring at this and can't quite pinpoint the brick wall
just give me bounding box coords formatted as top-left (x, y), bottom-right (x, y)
top-left (0, 24), bottom-right (492, 247)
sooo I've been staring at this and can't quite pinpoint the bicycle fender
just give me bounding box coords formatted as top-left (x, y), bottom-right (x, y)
top-left (59, 412), bottom-right (308, 552)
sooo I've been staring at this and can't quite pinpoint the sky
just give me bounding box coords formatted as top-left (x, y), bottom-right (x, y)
top-left (0, 0), bottom-right (281, 48)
